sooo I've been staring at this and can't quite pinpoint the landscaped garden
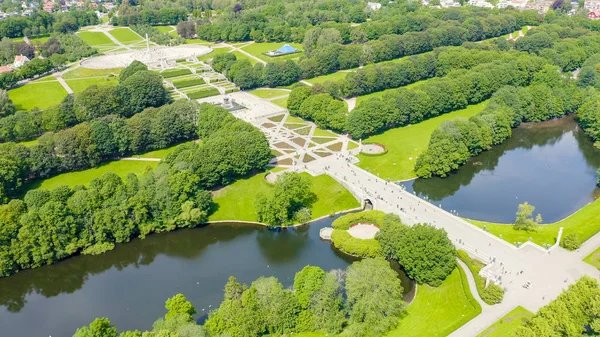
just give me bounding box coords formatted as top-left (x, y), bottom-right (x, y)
top-left (241, 42), bottom-right (303, 62)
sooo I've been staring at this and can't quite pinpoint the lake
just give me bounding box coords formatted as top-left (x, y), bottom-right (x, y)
top-left (0, 216), bottom-right (414, 337)
top-left (403, 115), bottom-right (600, 223)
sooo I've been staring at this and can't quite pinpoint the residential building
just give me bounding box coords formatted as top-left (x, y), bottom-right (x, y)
top-left (12, 55), bottom-right (30, 68)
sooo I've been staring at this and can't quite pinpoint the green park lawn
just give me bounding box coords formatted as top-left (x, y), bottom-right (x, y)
top-left (387, 267), bottom-right (481, 337)
top-left (232, 51), bottom-right (258, 64)
top-left (272, 97), bottom-right (288, 108)
top-left (306, 70), bottom-right (352, 85)
top-left (249, 88), bottom-right (290, 99)
top-left (209, 171), bottom-right (359, 222)
top-left (197, 47), bottom-right (232, 62)
top-left (469, 197), bottom-right (600, 248)
top-left (241, 42), bottom-right (304, 62)
top-left (295, 265), bottom-right (481, 337)
top-left (109, 28), bottom-right (143, 44)
top-left (78, 31), bottom-right (117, 47)
top-left (155, 26), bottom-right (175, 34)
top-left (584, 246), bottom-right (600, 269)
top-left (26, 160), bottom-right (158, 191)
top-left (9, 81), bottom-right (68, 110)
top-left (63, 67), bottom-right (122, 79)
top-left (29, 36), bottom-right (50, 45)
top-left (476, 306), bottom-right (533, 337)
top-left (356, 80), bottom-right (423, 105)
top-left (66, 77), bottom-right (118, 93)
top-left (357, 101), bottom-right (488, 181)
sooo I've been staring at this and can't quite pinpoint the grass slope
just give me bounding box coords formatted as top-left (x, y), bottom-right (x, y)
top-left (27, 160), bottom-right (158, 191)
top-left (387, 266), bottom-right (481, 337)
top-left (232, 51), bottom-right (258, 64)
top-left (9, 81), bottom-right (68, 110)
top-left (476, 306), bottom-right (533, 337)
top-left (63, 67), bottom-right (122, 79)
top-left (197, 47), bottom-right (232, 62)
top-left (357, 101), bottom-right (488, 181)
top-left (209, 171), bottom-right (359, 222)
top-left (65, 77), bottom-right (117, 93)
top-left (469, 196), bottom-right (600, 248)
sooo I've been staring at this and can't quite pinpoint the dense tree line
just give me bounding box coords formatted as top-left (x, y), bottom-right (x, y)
top-left (0, 99), bottom-right (193, 202)
top-left (577, 53), bottom-right (600, 89)
top-left (74, 258), bottom-right (405, 337)
top-left (345, 53), bottom-right (546, 139)
top-left (576, 93), bottom-right (600, 142)
top-left (206, 259), bottom-right (404, 337)
top-left (113, 5), bottom-right (188, 26)
top-left (0, 63), bottom-right (166, 142)
top-left (0, 10), bottom-right (99, 39)
top-left (212, 53), bottom-right (302, 89)
top-left (0, 105), bottom-right (271, 277)
top-left (515, 276), bottom-right (600, 336)
top-left (416, 70), bottom-right (589, 178)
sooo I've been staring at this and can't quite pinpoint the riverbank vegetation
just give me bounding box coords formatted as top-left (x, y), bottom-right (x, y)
top-left (329, 210), bottom-right (388, 258)
top-left (0, 104), bottom-right (271, 278)
top-left (415, 70), bottom-right (589, 178)
top-left (255, 172), bottom-right (315, 226)
top-left (457, 250), bottom-right (504, 305)
top-left (470, 196), bottom-right (600, 249)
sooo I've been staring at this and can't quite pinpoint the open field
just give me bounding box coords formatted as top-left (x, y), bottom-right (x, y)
top-left (232, 51), bottom-right (258, 64)
top-left (356, 80), bottom-right (424, 105)
top-left (77, 31), bottom-right (117, 47)
top-left (476, 306), bottom-right (533, 337)
top-left (357, 101), bottom-right (488, 181)
top-left (108, 28), bottom-right (143, 44)
top-left (272, 97), bottom-right (288, 108)
top-left (25, 160), bottom-right (158, 191)
top-left (138, 141), bottom-right (197, 159)
top-left (9, 81), bottom-right (68, 110)
top-left (306, 70), bottom-right (352, 85)
top-left (470, 196), bottom-right (600, 248)
top-left (66, 77), bottom-right (118, 93)
top-left (63, 67), bottom-right (122, 79)
top-left (155, 26), bottom-right (175, 34)
top-left (248, 88), bottom-right (290, 99)
top-left (241, 42), bottom-right (303, 62)
top-left (209, 170), bottom-right (359, 222)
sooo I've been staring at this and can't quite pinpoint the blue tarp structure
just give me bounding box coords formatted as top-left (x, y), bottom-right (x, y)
top-left (276, 44), bottom-right (297, 54)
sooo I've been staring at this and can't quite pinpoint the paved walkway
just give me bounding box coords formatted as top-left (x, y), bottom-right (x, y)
top-left (457, 259), bottom-right (490, 309)
top-left (53, 73), bottom-right (73, 94)
top-left (222, 91), bottom-right (600, 337)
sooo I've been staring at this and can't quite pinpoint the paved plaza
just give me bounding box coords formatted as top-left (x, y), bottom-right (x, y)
top-left (222, 91), bottom-right (600, 337)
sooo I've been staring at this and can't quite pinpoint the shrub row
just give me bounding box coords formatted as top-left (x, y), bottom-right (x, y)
top-left (172, 78), bottom-right (206, 89)
top-left (457, 250), bottom-right (504, 305)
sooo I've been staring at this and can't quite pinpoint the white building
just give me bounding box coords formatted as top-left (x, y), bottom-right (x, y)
top-left (367, 2), bottom-right (382, 10)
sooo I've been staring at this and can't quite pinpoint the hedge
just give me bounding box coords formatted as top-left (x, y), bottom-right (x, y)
top-left (173, 78), bottom-right (207, 89)
top-left (330, 229), bottom-right (381, 258)
top-left (457, 250), bottom-right (504, 305)
top-left (161, 68), bottom-right (192, 78)
top-left (187, 88), bottom-right (220, 99)
top-left (332, 210), bottom-right (386, 230)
